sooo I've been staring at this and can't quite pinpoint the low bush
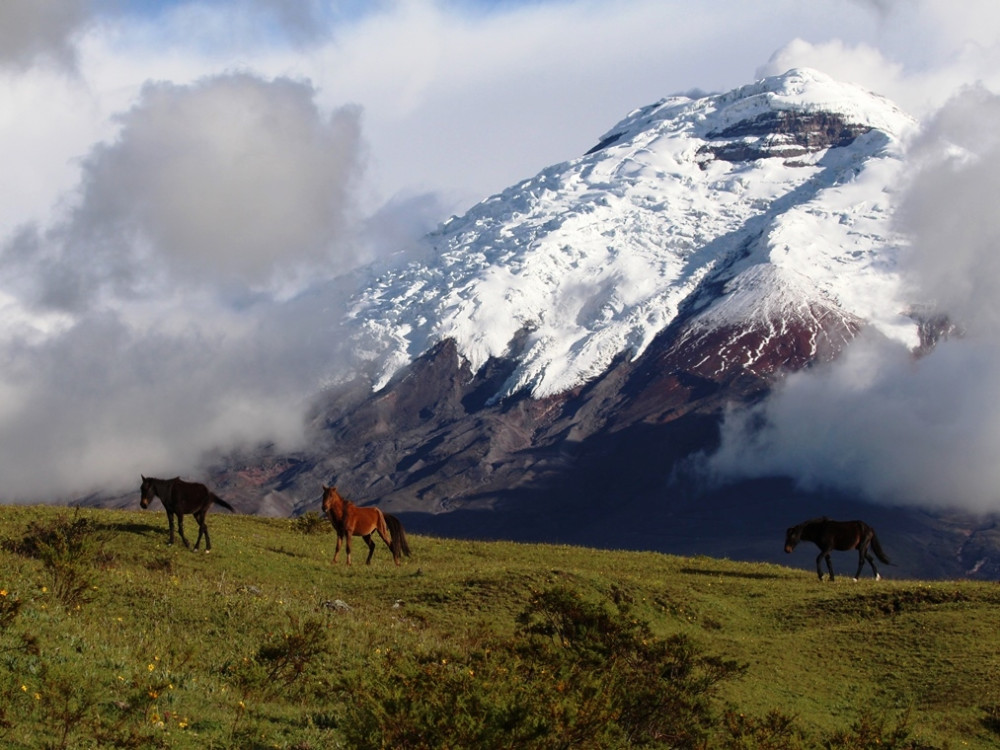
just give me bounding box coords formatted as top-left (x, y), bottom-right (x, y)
top-left (336, 585), bottom-right (748, 749)
top-left (5, 511), bottom-right (103, 611)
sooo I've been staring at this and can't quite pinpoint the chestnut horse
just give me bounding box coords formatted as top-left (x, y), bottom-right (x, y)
top-left (784, 517), bottom-right (892, 581)
top-left (140, 475), bottom-right (235, 552)
top-left (321, 486), bottom-right (410, 566)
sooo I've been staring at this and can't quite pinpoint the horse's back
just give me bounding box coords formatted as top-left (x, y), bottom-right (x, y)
top-left (829, 519), bottom-right (871, 549)
top-left (171, 479), bottom-right (222, 512)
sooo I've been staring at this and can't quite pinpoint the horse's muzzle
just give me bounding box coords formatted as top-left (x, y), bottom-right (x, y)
top-left (140, 497), bottom-right (150, 509)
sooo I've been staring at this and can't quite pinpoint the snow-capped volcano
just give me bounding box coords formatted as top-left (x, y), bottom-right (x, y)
top-left (352, 68), bottom-right (918, 399)
top-left (192, 67), bottom-right (1000, 581)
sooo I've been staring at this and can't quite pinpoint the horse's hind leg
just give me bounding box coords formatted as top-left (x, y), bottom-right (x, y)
top-left (372, 528), bottom-right (399, 566)
top-left (856, 537), bottom-right (879, 580)
top-left (193, 511), bottom-right (210, 552)
top-left (866, 552), bottom-right (881, 580)
top-left (854, 551), bottom-right (865, 581)
top-left (854, 545), bottom-right (875, 580)
top-left (362, 534), bottom-right (376, 565)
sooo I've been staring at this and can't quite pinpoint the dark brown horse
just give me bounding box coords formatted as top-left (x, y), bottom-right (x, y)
top-left (321, 485), bottom-right (410, 566)
top-left (140, 476), bottom-right (235, 552)
top-left (784, 517), bottom-right (892, 581)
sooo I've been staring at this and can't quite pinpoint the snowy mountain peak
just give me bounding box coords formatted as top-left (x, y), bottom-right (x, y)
top-left (351, 69), bottom-right (918, 399)
top-left (591, 68), bottom-right (908, 158)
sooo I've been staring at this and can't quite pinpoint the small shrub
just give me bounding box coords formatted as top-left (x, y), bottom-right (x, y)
top-left (6, 511), bottom-right (103, 611)
top-left (293, 512), bottom-right (330, 536)
top-left (5, 511), bottom-right (98, 560)
top-left (719, 708), bottom-right (807, 749)
top-left (824, 709), bottom-right (945, 750)
top-left (227, 614), bottom-right (332, 740)
top-left (337, 585), bottom-right (747, 749)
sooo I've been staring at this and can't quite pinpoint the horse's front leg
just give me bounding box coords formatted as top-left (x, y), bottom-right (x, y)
top-left (167, 511), bottom-right (176, 546)
top-left (816, 551), bottom-right (834, 581)
top-left (333, 532), bottom-right (344, 563)
top-left (362, 534), bottom-right (376, 565)
top-left (175, 514), bottom-right (191, 549)
top-left (344, 531), bottom-right (353, 566)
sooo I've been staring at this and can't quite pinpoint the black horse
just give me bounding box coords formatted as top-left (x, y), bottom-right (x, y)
top-left (784, 517), bottom-right (892, 581)
top-left (140, 476), bottom-right (235, 552)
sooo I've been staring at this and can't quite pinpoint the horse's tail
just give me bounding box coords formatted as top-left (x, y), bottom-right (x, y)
top-left (870, 531), bottom-right (892, 565)
top-left (385, 513), bottom-right (411, 558)
top-left (211, 493), bottom-right (236, 513)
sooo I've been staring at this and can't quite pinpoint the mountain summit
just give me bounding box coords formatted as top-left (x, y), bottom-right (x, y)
top-left (196, 69), bottom-right (995, 579)
top-left (352, 68), bottom-right (917, 401)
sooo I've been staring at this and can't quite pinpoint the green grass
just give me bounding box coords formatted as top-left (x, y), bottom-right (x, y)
top-left (0, 504), bottom-right (998, 748)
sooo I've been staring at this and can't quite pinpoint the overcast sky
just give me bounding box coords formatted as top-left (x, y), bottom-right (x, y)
top-left (2, 0), bottom-right (1000, 505)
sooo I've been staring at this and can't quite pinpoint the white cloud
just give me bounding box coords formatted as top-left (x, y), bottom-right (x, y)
top-left (0, 0), bottom-right (91, 70)
top-left (708, 86), bottom-right (1000, 512)
top-left (78, 74), bottom-right (364, 289)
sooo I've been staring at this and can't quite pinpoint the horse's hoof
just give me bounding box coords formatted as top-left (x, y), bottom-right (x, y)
top-left (852, 577), bottom-right (859, 582)
top-left (875, 573), bottom-right (882, 581)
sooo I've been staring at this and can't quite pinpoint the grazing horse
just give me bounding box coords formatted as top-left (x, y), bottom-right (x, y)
top-left (140, 476), bottom-right (235, 552)
top-left (784, 517), bottom-right (892, 581)
top-left (321, 485), bottom-right (410, 566)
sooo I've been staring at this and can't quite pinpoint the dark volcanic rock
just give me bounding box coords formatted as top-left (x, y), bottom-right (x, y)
top-left (698, 111), bottom-right (873, 163)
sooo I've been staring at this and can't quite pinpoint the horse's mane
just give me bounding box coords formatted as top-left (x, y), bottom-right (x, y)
top-left (800, 516), bottom-right (830, 526)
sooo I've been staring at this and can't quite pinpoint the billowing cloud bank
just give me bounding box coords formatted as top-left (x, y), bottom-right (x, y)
top-left (0, 71), bottom-right (372, 499)
top-left (707, 86), bottom-right (1000, 513)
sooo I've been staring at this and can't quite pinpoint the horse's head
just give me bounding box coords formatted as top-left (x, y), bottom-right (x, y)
top-left (139, 475), bottom-right (155, 509)
top-left (784, 524), bottom-right (803, 553)
top-left (321, 485), bottom-right (342, 514)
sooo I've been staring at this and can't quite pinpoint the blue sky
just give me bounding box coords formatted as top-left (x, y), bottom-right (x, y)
top-left (1, 0), bottom-right (1000, 500)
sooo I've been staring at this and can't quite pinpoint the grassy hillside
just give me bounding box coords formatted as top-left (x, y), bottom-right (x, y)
top-left (0, 505), bottom-right (998, 749)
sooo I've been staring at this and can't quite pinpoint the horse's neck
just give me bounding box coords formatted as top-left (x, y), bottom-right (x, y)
top-left (151, 477), bottom-right (175, 500)
top-left (801, 522), bottom-right (824, 541)
top-left (327, 493), bottom-right (347, 519)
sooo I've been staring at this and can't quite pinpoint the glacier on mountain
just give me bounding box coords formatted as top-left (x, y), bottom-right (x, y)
top-left (350, 68), bottom-right (919, 400)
